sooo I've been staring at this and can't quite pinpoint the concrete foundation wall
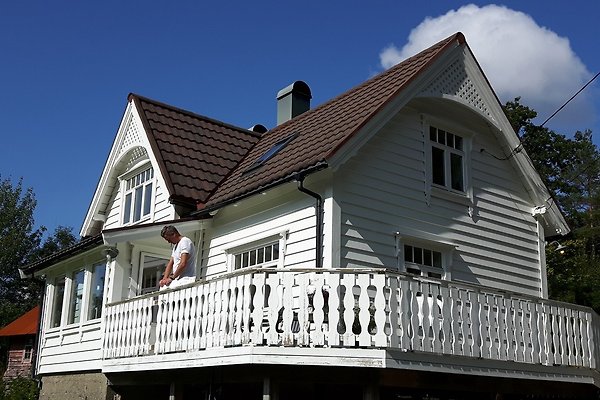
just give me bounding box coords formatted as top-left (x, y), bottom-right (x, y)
top-left (39, 371), bottom-right (112, 400)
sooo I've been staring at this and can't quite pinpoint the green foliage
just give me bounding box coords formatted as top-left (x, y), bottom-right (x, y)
top-left (0, 377), bottom-right (39, 400)
top-left (0, 177), bottom-right (77, 376)
top-left (505, 99), bottom-right (600, 311)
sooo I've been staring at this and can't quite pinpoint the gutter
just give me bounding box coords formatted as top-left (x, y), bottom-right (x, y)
top-left (191, 161), bottom-right (328, 218)
top-left (296, 174), bottom-right (323, 268)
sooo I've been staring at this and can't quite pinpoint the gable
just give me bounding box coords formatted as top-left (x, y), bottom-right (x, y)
top-left (81, 95), bottom-right (262, 237)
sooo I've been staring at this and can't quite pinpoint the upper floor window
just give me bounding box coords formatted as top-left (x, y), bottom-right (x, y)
top-left (88, 263), bottom-right (106, 320)
top-left (123, 167), bottom-right (154, 224)
top-left (429, 126), bottom-right (465, 192)
top-left (51, 276), bottom-right (65, 328)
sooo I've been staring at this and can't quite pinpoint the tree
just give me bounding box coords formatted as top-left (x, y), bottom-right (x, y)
top-left (0, 177), bottom-right (77, 376)
top-left (0, 177), bottom-right (44, 328)
top-left (505, 98), bottom-right (600, 311)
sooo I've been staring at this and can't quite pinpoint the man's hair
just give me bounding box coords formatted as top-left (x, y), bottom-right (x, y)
top-left (160, 225), bottom-right (179, 238)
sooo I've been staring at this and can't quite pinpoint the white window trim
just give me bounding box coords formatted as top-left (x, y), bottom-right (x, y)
top-left (394, 232), bottom-right (456, 280)
top-left (46, 259), bottom-right (106, 330)
top-left (138, 252), bottom-right (170, 295)
top-left (118, 161), bottom-right (155, 226)
top-left (423, 115), bottom-right (474, 205)
top-left (224, 229), bottom-right (288, 272)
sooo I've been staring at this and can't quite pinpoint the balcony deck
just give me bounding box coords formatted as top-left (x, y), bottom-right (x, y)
top-left (101, 267), bottom-right (600, 385)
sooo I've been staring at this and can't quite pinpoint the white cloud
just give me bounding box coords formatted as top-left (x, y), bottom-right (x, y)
top-left (380, 4), bottom-right (595, 132)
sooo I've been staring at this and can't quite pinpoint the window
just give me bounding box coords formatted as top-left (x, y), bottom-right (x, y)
top-left (139, 254), bottom-right (168, 294)
top-left (234, 242), bottom-right (279, 269)
top-left (123, 167), bottom-right (154, 224)
top-left (88, 263), bottom-right (106, 320)
top-left (68, 270), bottom-right (85, 324)
top-left (244, 133), bottom-right (297, 174)
top-left (429, 126), bottom-right (465, 192)
top-left (23, 338), bottom-right (33, 361)
top-left (404, 244), bottom-right (443, 279)
top-left (51, 276), bottom-right (65, 328)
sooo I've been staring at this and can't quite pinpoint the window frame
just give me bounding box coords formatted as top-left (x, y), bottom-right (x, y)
top-left (424, 117), bottom-right (473, 203)
top-left (119, 162), bottom-right (155, 225)
top-left (88, 262), bottom-right (106, 320)
top-left (395, 233), bottom-right (455, 280)
top-left (225, 231), bottom-right (287, 272)
top-left (138, 252), bottom-right (170, 295)
top-left (68, 269), bottom-right (86, 324)
top-left (50, 275), bottom-right (66, 328)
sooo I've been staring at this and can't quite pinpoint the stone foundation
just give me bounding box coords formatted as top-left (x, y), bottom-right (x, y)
top-left (39, 371), bottom-right (113, 400)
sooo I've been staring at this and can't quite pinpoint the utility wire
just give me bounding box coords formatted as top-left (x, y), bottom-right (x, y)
top-left (540, 71), bottom-right (600, 127)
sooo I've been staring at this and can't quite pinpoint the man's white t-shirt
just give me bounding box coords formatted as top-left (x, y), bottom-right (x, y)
top-left (172, 236), bottom-right (196, 279)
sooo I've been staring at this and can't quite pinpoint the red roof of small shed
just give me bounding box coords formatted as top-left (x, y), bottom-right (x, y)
top-left (0, 306), bottom-right (39, 337)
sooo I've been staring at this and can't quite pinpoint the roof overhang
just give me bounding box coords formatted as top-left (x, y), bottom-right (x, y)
top-left (102, 217), bottom-right (209, 245)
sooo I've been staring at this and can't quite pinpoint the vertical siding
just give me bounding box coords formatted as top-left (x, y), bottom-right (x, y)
top-left (336, 108), bottom-right (542, 296)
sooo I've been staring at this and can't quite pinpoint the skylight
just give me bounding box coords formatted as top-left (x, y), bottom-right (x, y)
top-left (244, 133), bottom-right (297, 174)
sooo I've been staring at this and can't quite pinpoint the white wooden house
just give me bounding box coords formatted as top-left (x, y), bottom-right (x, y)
top-left (21, 33), bottom-right (600, 400)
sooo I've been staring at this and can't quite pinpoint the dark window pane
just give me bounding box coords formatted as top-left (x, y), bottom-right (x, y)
top-left (265, 246), bottom-right (272, 262)
top-left (432, 147), bottom-right (445, 185)
top-left (455, 136), bottom-right (463, 151)
top-left (133, 187), bottom-right (143, 221)
top-left (257, 247), bottom-right (264, 264)
top-left (124, 193), bottom-right (132, 224)
top-left (438, 130), bottom-right (446, 145)
top-left (423, 250), bottom-right (432, 266)
top-left (249, 250), bottom-right (257, 266)
top-left (433, 252), bottom-right (442, 268)
top-left (273, 243), bottom-right (279, 260)
top-left (242, 253), bottom-right (249, 268)
top-left (143, 183), bottom-right (153, 216)
top-left (235, 254), bottom-right (241, 269)
top-left (450, 153), bottom-right (464, 191)
top-left (430, 126), bottom-right (437, 141)
top-left (404, 245), bottom-right (412, 262)
top-left (414, 247), bottom-right (423, 264)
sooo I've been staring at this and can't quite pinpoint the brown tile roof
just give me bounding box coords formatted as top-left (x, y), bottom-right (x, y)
top-left (131, 95), bottom-right (262, 207)
top-left (0, 306), bottom-right (39, 337)
top-left (204, 33), bottom-right (465, 208)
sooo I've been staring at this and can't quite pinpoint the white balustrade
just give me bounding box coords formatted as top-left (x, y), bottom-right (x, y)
top-left (102, 268), bottom-right (600, 371)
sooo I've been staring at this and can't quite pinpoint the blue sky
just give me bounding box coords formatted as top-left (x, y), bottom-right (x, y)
top-left (1, 1), bottom-right (599, 238)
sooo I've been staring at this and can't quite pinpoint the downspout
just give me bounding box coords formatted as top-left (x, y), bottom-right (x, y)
top-left (296, 175), bottom-right (323, 268)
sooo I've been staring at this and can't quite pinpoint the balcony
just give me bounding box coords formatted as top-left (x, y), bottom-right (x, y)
top-left (101, 267), bottom-right (600, 384)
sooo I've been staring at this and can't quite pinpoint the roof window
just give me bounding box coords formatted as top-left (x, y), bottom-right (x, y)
top-left (244, 133), bottom-right (297, 174)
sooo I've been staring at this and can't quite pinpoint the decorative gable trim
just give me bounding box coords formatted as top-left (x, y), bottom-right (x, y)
top-left (81, 100), bottom-right (170, 237)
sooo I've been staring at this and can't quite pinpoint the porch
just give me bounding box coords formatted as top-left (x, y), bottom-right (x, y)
top-left (101, 267), bottom-right (600, 386)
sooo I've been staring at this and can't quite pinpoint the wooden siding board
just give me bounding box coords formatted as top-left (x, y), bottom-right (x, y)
top-left (335, 108), bottom-right (542, 296)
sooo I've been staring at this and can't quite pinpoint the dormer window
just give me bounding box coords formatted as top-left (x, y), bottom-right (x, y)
top-left (122, 166), bottom-right (154, 224)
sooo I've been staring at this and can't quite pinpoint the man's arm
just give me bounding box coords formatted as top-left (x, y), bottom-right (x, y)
top-left (171, 253), bottom-right (190, 279)
top-left (159, 258), bottom-right (175, 287)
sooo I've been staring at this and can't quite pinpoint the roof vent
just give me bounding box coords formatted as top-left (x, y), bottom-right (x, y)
top-left (277, 81), bottom-right (311, 125)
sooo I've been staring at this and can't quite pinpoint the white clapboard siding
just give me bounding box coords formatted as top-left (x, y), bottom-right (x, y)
top-left (204, 191), bottom-right (319, 277)
top-left (38, 323), bottom-right (103, 374)
top-left (336, 109), bottom-right (542, 296)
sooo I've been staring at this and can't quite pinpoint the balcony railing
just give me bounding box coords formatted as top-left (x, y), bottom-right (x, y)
top-left (102, 267), bottom-right (600, 371)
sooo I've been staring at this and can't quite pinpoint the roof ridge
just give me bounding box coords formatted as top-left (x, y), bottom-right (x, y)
top-left (129, 93), bottom-right (263, 139)
top-left (264, 33), bottom-right (464, 139)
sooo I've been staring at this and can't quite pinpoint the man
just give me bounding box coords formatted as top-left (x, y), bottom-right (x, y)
top-left (159, 225), bottom-right (196, 289)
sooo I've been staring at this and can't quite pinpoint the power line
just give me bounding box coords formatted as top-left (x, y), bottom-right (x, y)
top-left (540, 71), bottom-right (600, 127)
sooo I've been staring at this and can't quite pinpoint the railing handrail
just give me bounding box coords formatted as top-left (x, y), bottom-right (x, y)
top-left (107, 266), bottom-right (600, 316)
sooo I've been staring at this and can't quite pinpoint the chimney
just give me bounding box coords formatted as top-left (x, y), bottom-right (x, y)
top-left (277, 81), bottom-right (311, 125)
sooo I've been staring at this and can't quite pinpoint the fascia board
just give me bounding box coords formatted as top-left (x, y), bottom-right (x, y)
top-left (102, 219), bottom-right (207, 245)
top-left (328, 44), bottom-right (464, 170)
top-left (80, 100), bottom-right (136, 237)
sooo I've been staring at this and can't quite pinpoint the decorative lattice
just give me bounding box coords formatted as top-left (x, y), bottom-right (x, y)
top-left (421, 59), bottom-right (491, 118)
top-left (118, 115), bottom-right (142, 158)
